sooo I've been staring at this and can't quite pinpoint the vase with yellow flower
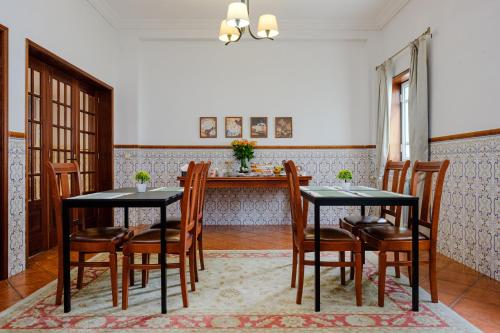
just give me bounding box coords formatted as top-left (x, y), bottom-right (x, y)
top-left (231, 139), bottom-right (256, 173)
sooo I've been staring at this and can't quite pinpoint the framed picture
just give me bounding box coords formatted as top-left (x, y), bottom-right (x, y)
top-left (275, 117), bottom-right (293, 138)
top-left (199, 117), bottom-right (217, 138)
top-left (225, 116), bottom-right (243, 138)
top-left (250, 117), bottom-right (268, 138)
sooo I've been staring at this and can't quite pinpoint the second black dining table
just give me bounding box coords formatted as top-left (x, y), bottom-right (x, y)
top-left (62, 187), bottom-right (183, 314)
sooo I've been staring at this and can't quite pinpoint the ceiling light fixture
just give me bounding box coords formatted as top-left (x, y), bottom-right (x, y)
top-left (219, 0), bottom-right (279, 45)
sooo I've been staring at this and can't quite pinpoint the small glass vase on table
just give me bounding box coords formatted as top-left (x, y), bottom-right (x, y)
top-left (231, 139), bottom-right (256, 174)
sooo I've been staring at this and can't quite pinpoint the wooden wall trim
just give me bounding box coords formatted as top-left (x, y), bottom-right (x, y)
top-left (8, 131), bottom-right (25, 139)
top-left (0, 23), bottom-right (8, 280)
top-left (430, 128), bottom-right (500, 143)
top-left (113, 144), bottom-right (377, 150)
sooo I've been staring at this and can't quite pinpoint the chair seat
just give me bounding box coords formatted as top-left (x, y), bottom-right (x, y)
top-left (127, 229), bottom-right (186, 244)
top-left (343, 215), bottom-right (390, 226)
top-left (304, 226), bottom-right (356, 241)
top-left (71, 227), bottom-right (130, 243)
top-left (361, 226), bottom-right (428, 241)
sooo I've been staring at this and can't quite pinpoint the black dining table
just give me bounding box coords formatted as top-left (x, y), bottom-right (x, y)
top-left (61, 187), bottom-right (183, 314)
top-left (300, 185), bottom-right (420, 312)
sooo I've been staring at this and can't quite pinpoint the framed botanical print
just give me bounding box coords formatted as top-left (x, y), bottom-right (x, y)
top-left (275, 117), bottom-right (293, 138)
top-left (225, 116), bottom-right (243, 138)
top-left (199, 117), bottom-right (217, 138)
top-left (250, 117), bottom-right (268, 138)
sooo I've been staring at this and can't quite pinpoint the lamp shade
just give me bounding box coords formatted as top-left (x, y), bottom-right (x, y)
top-left (219, 20), bottom-right (240, 43)
top-left (226, 2), bottom-right (249, 28)
top-left (257, 14), bottom-right (279, 38)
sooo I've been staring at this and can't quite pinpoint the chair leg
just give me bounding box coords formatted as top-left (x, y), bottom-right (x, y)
top-left (406, 251), bottom-right (412, 286)
top-left (296, 249), bottom-right (305, 305)
top-left (291, 245), bottom-right (297, 288)
top-left (198, 229), bottom-right (205, 271)
top-left (429, 249), bottom-right (438, 303)
top-left (340, 251), bottom-right (346, 285)
top-left (189, 249), bottom-right (196, 291)
top-left (130, 254), bottom-right (135, 286)
top-left (179, 254), bottom-right (189, 307)
top-left (122, 254), bottom-right (130, 310)
top-left (394, 251), bottom-right (401, 278)
top-left (142, 253), bottom-right (149, 288)
top-left (109, 252), bottom-right (118, 307)
top-left (354, 251), bottom-right (362, 306)
top-left (77, 252), bottom-right (85, 289)
top-left (349, 251), bottom-right (355, 280)
top-left (378, 251), bottom-right (387, 307)
top-left (55, 263), bottom-right (64, 305)
top-left (192, 236), bottom-right (199, 283)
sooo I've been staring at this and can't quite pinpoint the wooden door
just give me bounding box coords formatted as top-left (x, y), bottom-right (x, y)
top-left (27, 62), bottom-right (45, 256)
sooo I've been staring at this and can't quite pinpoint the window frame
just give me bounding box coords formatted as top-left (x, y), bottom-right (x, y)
top-left (389, 70), bottom-right (410, 161)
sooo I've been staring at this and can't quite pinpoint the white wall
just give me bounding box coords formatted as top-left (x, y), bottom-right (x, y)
top-left (0, 0), bottom-right (120, 133)
top-left (136, 38), bottom-right (374, 145)
top-left (376, 0), bottom-right (500, 137)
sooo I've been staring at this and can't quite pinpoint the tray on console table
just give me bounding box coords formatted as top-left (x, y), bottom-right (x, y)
top-left (177, 175), bottom-right (312, 188)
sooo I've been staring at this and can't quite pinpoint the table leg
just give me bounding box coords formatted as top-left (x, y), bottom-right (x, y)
top-left (124, 207), bottom-right (129, 229)
top-left (360, 205), bottom-right (366, 216)
top-left (160, 205), bottom-right (167, 314)
top-left (314, 203), bottom-right (320, 312)
top-left (411, 202), bottom-right (419, 311)
top-left (62, 204), bottom-right (71, 313)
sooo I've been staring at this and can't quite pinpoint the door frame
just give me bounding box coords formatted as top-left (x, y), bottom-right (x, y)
top-left (25, 39), bottom-right (114, 258)
top-left (0, 24), bottom-right (8, 280)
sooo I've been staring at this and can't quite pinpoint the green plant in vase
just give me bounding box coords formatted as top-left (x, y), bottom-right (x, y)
top-left (337, 169), bottom-right (353, 191)
top-left (231, 139), bottom-right (256, 173)
top-left (134, 170), bottom-right (151, 192)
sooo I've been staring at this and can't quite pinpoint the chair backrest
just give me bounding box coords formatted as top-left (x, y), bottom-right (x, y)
top-left (408, 160), bottom-right (450, 242)
top-left (197, 161), bottom-right (211, 221)
top-left (380, 160), bottom-right (411, 226)
top-left (46, 162), bottom-right (83, 261)
top-left (179, 161), bottom-right (203, 248)
top-left (284, 160), bottom-right (306, 243)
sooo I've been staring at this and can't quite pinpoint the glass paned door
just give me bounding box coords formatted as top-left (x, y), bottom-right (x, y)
top-left (50, 75), bottom-right (75, 165)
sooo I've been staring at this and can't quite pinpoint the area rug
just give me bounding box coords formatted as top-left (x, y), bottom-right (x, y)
top-left (0, 251), bottom-right (479, 332)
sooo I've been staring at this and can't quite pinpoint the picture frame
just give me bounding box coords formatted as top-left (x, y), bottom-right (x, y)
top-left (199, 117), bottom-right (217, 138)
top-left (225, 116), bottom-right (243, 138)
top-left (275, 117), bottom-right (293, 138)
top-left (250, 117), bottom-right (268, 138)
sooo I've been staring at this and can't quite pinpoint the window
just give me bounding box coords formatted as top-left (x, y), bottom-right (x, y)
top-left (389, 70), bottom-right (410, 161)
top-left (401, 81), bottom-right (410, 160)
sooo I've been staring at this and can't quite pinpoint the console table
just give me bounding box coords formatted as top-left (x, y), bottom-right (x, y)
top-left (177, 175), bottom-right (312, 188)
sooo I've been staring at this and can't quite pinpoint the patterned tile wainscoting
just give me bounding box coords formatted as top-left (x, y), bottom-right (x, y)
top-left (8, 137), bottom-right (26, 277)
top-left (113, 148), bottom-right (376, 227)
top-left (430, 135), bottom-right (499, 280)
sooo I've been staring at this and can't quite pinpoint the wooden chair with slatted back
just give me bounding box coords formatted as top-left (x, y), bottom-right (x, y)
top-left (148, 161), bottom-right (210, 283)
top-left (339, 160), bottom-right (410, 279)
top-left (360, 160), bottom-right (450, 306)
top-left (122, 161), bottom-right (202, 309)
top-left (284, 160), bottom-right (363, 306)
top-left (47, 162), bottom-right (133, 307)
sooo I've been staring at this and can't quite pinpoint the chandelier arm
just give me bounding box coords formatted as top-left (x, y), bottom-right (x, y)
top-left (225, 27), bottom-right (243, 46)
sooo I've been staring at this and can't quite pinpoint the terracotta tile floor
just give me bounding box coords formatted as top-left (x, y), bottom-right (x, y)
top-left (1, 225), bottom-right (498, 332)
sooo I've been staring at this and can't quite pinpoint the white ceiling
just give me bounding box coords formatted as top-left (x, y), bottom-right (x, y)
top-left (88, 0), bottom-right (409, 30)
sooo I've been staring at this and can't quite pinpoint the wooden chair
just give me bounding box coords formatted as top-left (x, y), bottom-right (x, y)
top-left (149, 161), bottom-right (210, 281)
top-left (284, 160), bottom-right (363, 306)
top-left (339, 160), bottom-right (410, 279)
top-left (121, 162), bottom-right (202, 309)
top-left (47, 162), bottom-right (133, 307)
top-left (360, 160), bottom-right (450, 306)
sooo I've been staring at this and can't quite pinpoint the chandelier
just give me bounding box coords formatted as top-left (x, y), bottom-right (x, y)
top-left (219, 0), bottom-right (279, 45)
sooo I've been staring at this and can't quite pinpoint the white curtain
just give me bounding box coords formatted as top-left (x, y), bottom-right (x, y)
top-left (408, 35), bottom-right (430, 162)
top-left (374, 61), bottom-right (392, 187)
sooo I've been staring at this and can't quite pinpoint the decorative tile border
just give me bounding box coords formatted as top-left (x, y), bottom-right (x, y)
top-left (8, 138), bottom-right (26, 276)
top-left (113, 148), bottom-right (376, 227)
top-left (430, 135), bottom-right (499, 280)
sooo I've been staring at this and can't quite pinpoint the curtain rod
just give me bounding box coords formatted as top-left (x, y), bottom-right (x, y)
top-left (375, 27), bottom-right (432, 71)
